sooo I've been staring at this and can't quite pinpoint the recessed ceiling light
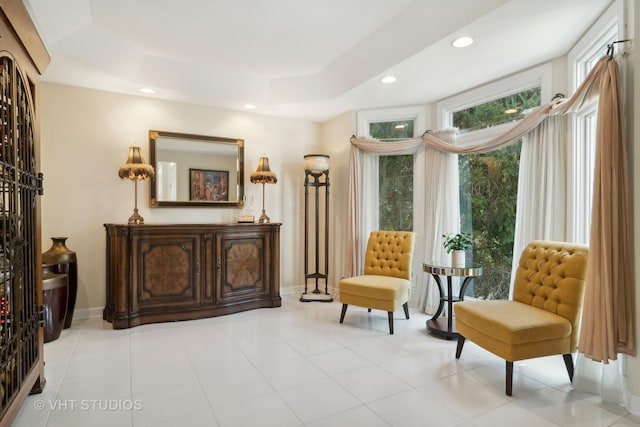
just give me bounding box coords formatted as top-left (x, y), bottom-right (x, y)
top-left (380, 75), bottom-right (397, 84)
top-left (452, 36), bottom-right (474, 48)
top-left (140, 87), bottom-right (155, 94)
top-left (395, 124), bottom-right (406, 129)
top-left (243, 104), bottom-right (256, 110)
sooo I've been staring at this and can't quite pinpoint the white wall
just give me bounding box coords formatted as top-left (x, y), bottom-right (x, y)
top-left (39, 83), bottom-right (319, 315)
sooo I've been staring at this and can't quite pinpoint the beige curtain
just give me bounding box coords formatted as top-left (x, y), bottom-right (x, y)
top-left (577, 58), bottom-right (635, 361)
top-left (346, 56), bottom-right (634, 360)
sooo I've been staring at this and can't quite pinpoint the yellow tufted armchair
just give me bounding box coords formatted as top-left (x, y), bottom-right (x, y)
top-left (339, 231), bottom-right (416, 334)
top-left (454, 240), bottom-right (589, 396)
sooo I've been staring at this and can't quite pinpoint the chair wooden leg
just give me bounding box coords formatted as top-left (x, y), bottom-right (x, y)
top-left (387, 312), bottom-right (394, 334)
top-left (340, 304), bottom-right (348, 323)
top-left (563, 353), bottom-right (575, 382)
top-left (403, 302), bottom-right (410, 319)
top-left (455, 335), bottom-right (466, 359)
top-left (506, 361), bottom-right (513, 396)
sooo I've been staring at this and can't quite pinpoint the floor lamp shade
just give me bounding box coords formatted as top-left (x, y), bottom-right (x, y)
top-left (303, 154), bottom-right (330, 173)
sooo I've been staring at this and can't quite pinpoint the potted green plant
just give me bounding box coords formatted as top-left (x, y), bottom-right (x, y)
top-left (442, 232), bottom-right (473, 266)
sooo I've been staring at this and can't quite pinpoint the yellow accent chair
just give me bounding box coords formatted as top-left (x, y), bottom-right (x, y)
top-left (454, 240), bottom-right (589, 396)
top-left (339, 231), bottom-right (416, 334)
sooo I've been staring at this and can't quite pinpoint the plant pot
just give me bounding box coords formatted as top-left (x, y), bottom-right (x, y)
top-left (452, 250), bottom-right (466, 267)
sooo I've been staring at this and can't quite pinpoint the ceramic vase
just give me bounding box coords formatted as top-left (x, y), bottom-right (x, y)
top-left (42, 237), bottom-right (77, 328)
top-left (41, 264), bottom-right (68, 342)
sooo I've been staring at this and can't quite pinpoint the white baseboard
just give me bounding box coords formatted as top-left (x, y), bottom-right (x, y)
top-left (280, 284), bottom-right (305, 296)
top-left (72, 307), bottom-right (104, 320)
top-left (71, 285), bottom-right (340, 322)
top-left (626, 389), bottom-right (640, 417)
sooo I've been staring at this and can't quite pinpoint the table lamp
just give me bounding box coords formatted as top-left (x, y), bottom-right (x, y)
top-left (118, 146), bottom-right (155, 224)
top-left (249, 157), bottom-right (277, 223)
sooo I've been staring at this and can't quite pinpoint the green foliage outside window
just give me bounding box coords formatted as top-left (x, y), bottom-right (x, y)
top-left (379, 155), bottom-right (413, 231)
top-left (455, 87), bottom-right (541, 300)
top-left (459, 142), bottom-right (521, 299)
top-left (454, 88), bottom-right (541, 133)
top-left (369, 121), bottom-right (414, 231)
top-left (370, 121), bottom-right (414, 142)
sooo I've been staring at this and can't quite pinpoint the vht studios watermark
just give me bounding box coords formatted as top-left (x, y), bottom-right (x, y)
top-left (33, 399), bottom-right (143, 411)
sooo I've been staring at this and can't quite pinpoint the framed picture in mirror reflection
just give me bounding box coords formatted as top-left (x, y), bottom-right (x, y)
top-left (189, 169), bottom-right (229, 201)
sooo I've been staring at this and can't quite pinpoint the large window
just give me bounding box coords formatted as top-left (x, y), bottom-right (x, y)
top-left (439, 65), bottom-right (550, 300)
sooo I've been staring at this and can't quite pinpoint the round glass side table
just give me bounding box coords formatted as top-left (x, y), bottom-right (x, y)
top-left (422, 261), bottom-right (483, 340)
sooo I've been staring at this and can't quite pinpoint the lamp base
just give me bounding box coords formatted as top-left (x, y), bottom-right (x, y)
top-left (300, 292), bottom-right (333, 302)
top-left (128, 208), bottom-right (145, 225)
top-left (258, 209), bottom-right (270, 224)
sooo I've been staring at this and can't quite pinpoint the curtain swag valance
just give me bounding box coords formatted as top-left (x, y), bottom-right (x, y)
top-left (346, 56), bottom-right (634, 362)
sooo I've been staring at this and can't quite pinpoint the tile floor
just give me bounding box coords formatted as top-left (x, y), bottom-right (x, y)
top-left (12, 295), bottom-right (640, 426)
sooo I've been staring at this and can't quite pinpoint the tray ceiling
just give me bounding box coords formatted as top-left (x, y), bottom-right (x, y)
top-left (25, 0), bottom-right (612, 122)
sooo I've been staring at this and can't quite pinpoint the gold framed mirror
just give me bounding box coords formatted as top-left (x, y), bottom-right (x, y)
top-left (149, 130), bottom-right (244, 207)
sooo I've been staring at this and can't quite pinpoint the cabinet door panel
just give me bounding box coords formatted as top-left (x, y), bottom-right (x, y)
top-left (216, 231), bottom-right (270, 303)
top-left (132, 234), bottom-right (201, 309)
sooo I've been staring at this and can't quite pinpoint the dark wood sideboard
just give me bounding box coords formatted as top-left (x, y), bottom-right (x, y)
top-left (103, 223), bottom-right (281, 329)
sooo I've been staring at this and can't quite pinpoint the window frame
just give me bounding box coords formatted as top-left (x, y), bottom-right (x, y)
top-left (356, 106), bottom-right (427, 287)
top-left (567, 0), bottom-right (623, 244)
top-left (355, 107), bottom-right (426, 231)
top-left (357, 106), bottom-right (426, 139)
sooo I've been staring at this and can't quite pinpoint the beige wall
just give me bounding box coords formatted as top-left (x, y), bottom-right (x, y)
top-left (317, 111), bottom-right (356, 291)
top-left (39, 83), bottom-right (320, 315)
